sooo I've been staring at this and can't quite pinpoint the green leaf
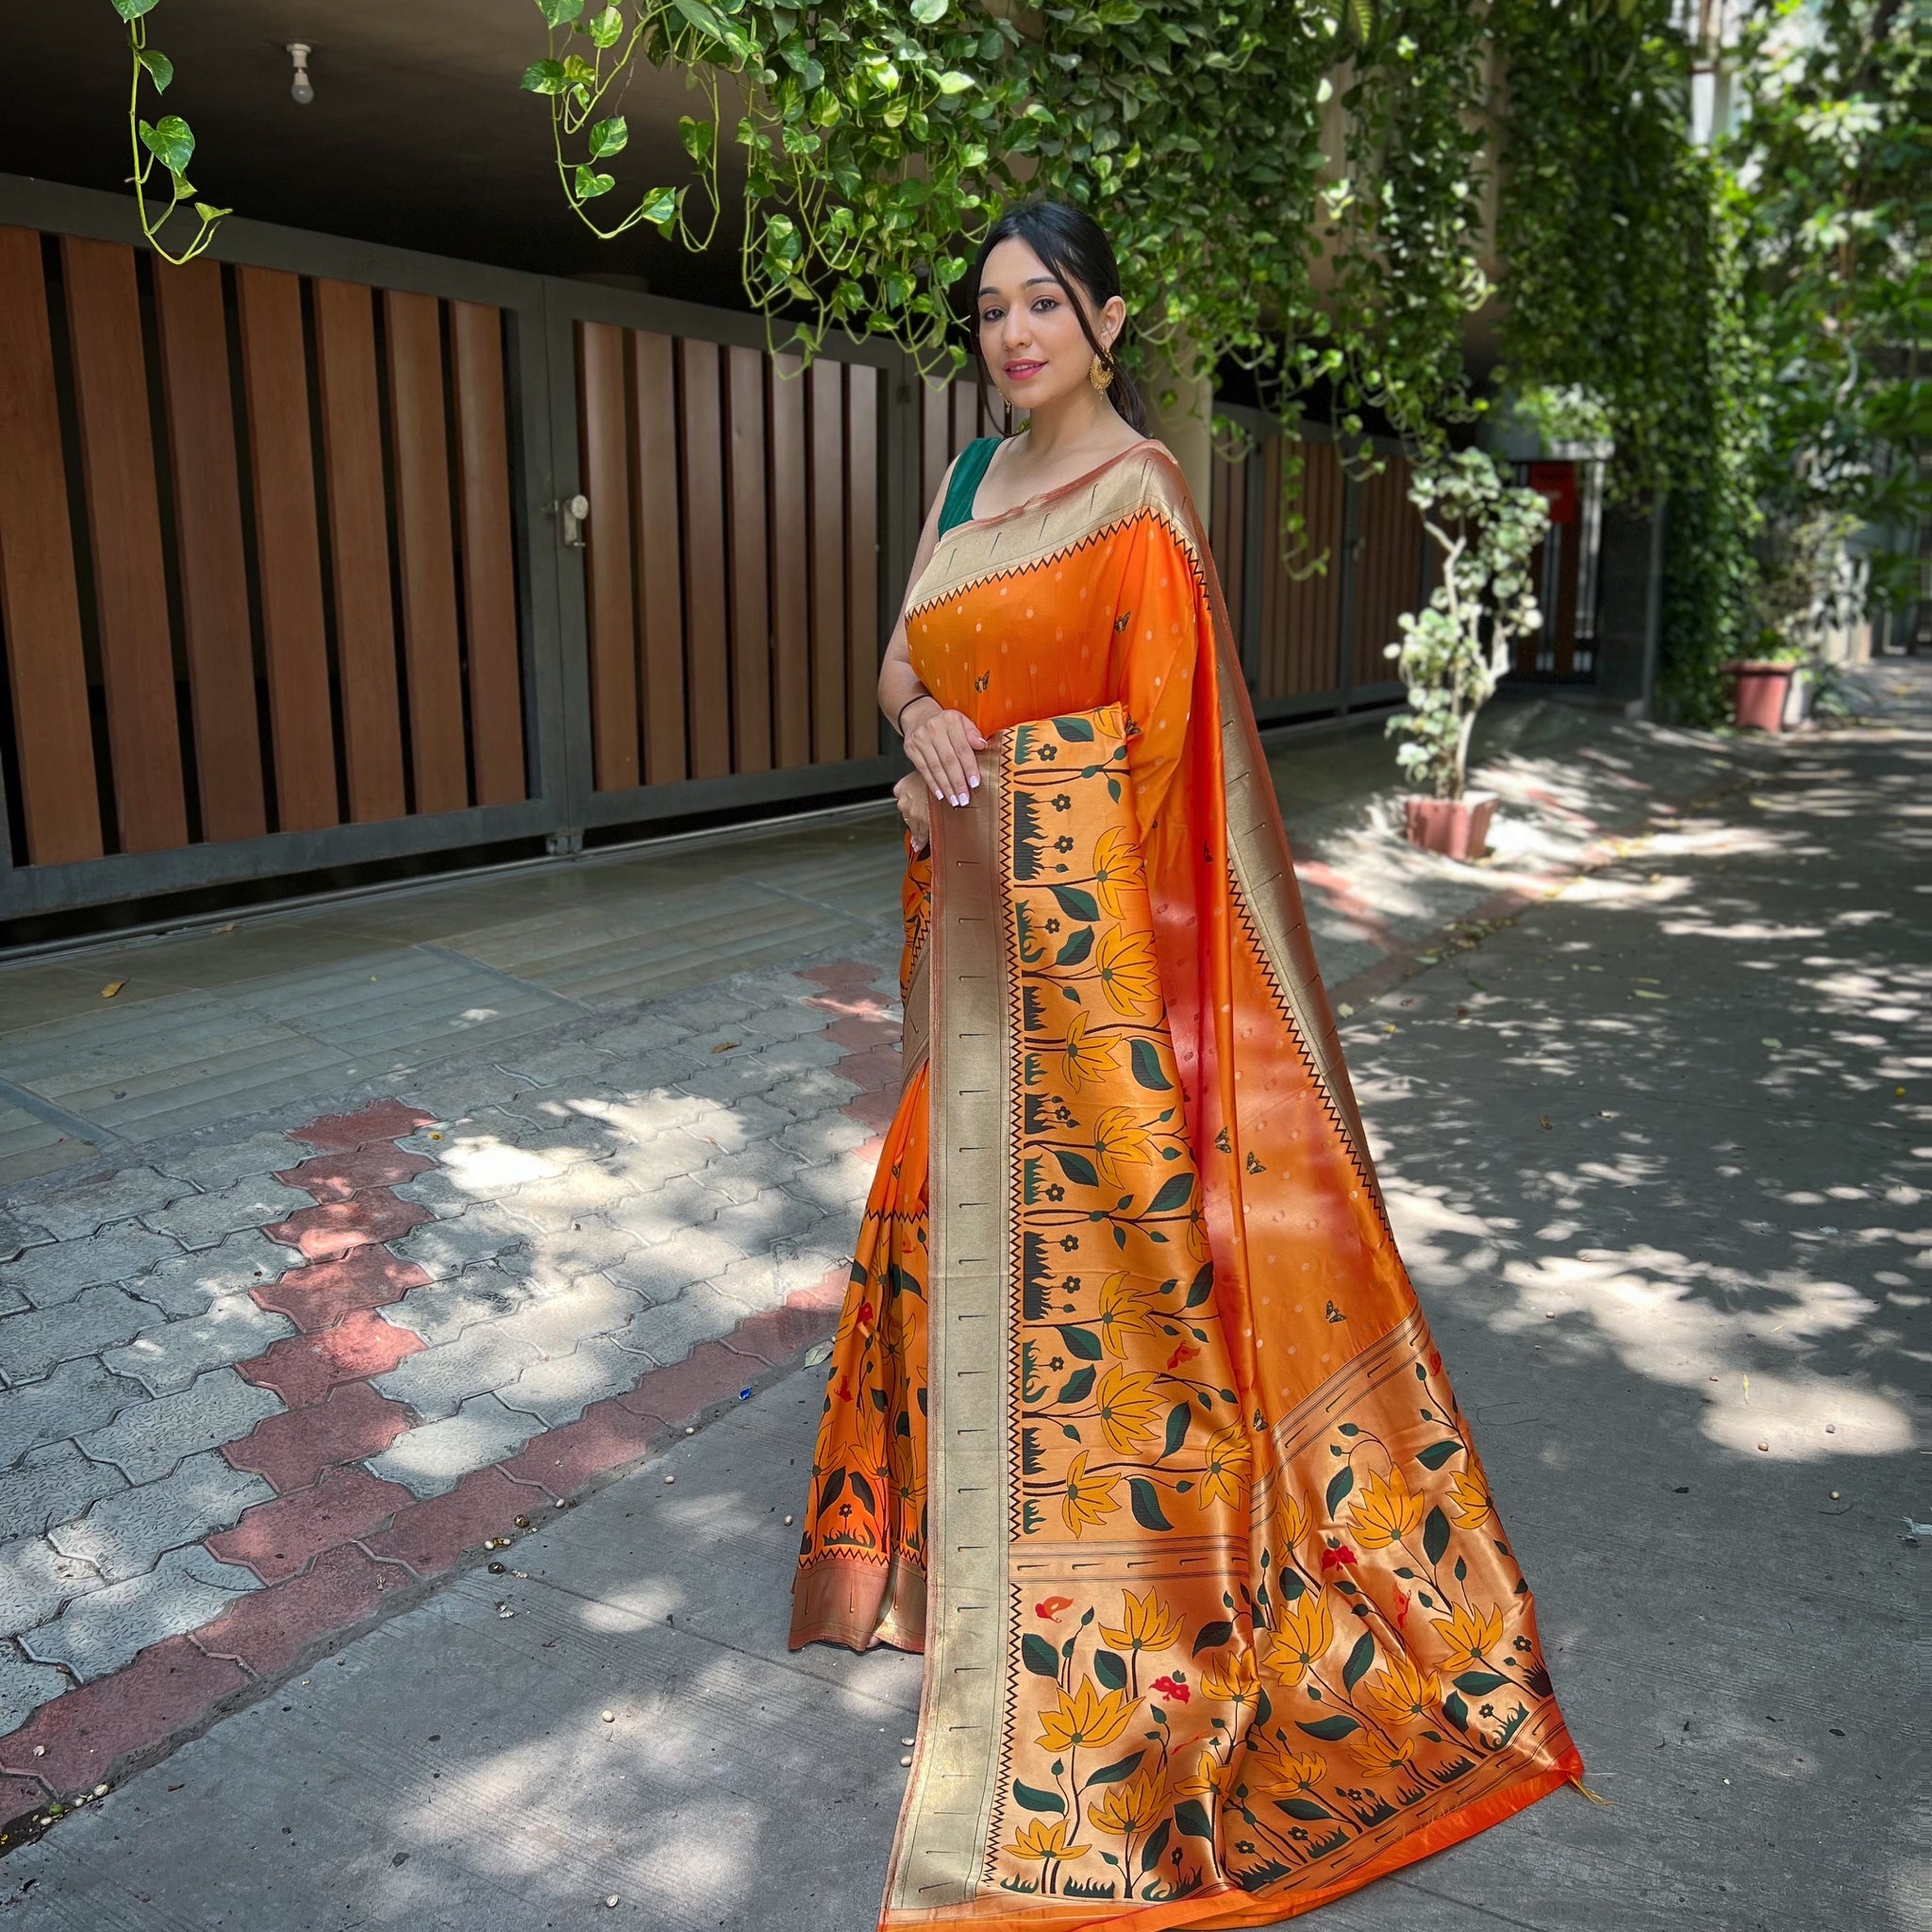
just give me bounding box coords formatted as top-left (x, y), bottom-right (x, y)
top-left (1052, 1148), bottom-right (1100, 1189)
top-left (1191, 1618), bottom-right (1232, 1656)
top-left (521, 58), bottom-right (570, 93)
top-left (588, 115), bottom-right (628, 159)
top-left (192, 202), bottom-right (230, 224)
top-left (1454, 1670), bottom-right (1508, 1695)
top-left (1443, 1690), bottom-right (1469, 1729)
top-left (1093, 1648), bottom-right (1128, 1692)
top-left (1275, 1797), bottom-right (1332, 1821)
top-left (574, 165), bottom-right (616, 201)
top-left (136, 47), bottom-right (174, 92)
top-left (587, 3), bottom-right (625, 47)
top-left (1054, 928), bottom-right (1093, 967)
top-left (1341, 1632), bottom-right (1376, 1690)
top-left (1183, 1266), bottom-right (1213, 1308)
top-left (1141, 1818), bottom-right (1171, 1873)
top-left (536, 0), bottom-right (586, 24)
top-left (1052, 714), bottom-right (1096, 741)
top-left (1324, 1466), bottom-right (1354, 1517)
top-left (1160, 1402), bottom-right (1190, 1460)
top-left (673, 0), bottom-right (727, 37)
top-left (909, 0), bottom-right (947, 19)
top-left (1057, 1366), bottom-right (1095, 1405)
top-left (1022, 1633), bottom-right (1060, 1678)
top-left (1086, 1750), bottom-right (1144, 1786)
top-left (111, 0), bottom-right (160, 19)
top-left (935, 69), bottom-right (974, 94)
top-left (1056, 1324), bottom-right (1103, 1362)
top-left (1415, 1441), bottom-right (1462, 1471)
top-left (1296, 1714), bottom-right (1360, 1741)
top-left (1127, 1478), bottom-right (1172, 1531)
top-left (1012, 1778), bottom-right (1064, 1813)
top-left (1423, 1505), bottom-right (1451, 1566)
top-left (139, 114), bottom-right (194, 175)
top-left (1174, 1797), bottom-right (1214, 1840)
top-left (1146, 1174), bottom-right (1193, 1214)
top-left (678, 114), bottom-right (714, 163)
top-left (639, 186), bottom-right (677, 228)
top-left (1129, 1038), bottom-right (1172, 1091)
top-left (1049, 885), bottom-right (1099, 923)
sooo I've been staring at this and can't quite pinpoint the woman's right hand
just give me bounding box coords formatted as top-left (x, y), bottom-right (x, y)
top-left (901, 697), bottom-right (989, 808)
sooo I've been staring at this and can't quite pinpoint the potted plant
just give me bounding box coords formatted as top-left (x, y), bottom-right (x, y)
top-left (1385, 450), bottom-right (1551, 860)
top-left (1723, 637), bottom-right (1807, 732)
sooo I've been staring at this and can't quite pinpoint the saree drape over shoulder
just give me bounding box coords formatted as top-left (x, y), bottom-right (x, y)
top-left (791, 442), bottom-right (1583, 1929)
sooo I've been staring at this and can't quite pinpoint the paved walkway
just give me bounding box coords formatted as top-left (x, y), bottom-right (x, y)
top-left (1, 672), bottom-right (1921, 1927)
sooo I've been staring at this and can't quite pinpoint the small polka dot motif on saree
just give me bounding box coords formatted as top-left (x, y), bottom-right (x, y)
top-left (791, 444), bottom-right (1583, 1930)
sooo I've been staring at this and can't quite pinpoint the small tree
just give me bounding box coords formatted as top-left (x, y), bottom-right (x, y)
top-left (1385, 451), bottom-right (1551, 802)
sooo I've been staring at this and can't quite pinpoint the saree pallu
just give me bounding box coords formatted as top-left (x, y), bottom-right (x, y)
top-left (791, 445), bottom-right (1582, 1929)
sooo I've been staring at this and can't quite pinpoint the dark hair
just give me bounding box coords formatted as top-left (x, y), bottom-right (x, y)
top-left (967, 198), bottom-right (1146, 435)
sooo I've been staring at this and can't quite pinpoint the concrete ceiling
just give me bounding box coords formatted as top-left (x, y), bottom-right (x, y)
top-left (0, 1), bottom-right (750, 301)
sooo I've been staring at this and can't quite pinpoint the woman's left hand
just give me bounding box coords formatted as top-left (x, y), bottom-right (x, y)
top-left (893, 774), bottom-right (932, 855)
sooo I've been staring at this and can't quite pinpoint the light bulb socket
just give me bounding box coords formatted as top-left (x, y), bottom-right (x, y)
top-left (287, 42), bottom-right (314, 107)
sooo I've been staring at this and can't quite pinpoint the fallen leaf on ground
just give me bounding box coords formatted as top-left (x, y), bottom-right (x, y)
top-left (711, 1041), bottom-right (739, 1053)
top-left (101, 981), bottom-right (125, 998)
top-left (803, 1340), bottom-right (834, 1367)
top-left (1539, 1116), bottom-right (1553, 1130)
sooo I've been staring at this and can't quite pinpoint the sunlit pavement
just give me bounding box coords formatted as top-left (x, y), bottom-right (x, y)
top-left (1, 665), bottom-right (1924, 1928)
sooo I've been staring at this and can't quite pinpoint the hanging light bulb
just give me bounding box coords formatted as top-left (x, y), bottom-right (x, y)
top-left (288, 43), bottom-right (314, 107)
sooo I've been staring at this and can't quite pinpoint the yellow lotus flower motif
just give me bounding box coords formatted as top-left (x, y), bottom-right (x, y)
top-left (1349, 1463), bottom-right (1424, 1550)
top-left (1431, 1602), bottom-right (1505, 1674)
top-left (1347, 1732), bottom-right (1418, 1776)
top-left (1361, 1652), bottom-right (1442, 1729)
top-left (1448, 1462), bottom-right (1491, 1530)
top-left (1199, 1424), bottom-right (1251, 1510)
top-left (1036, 1676), bottom-right (1140, 1756)
top-left (1096, 1271), bottom-right (1162, 1358)
top-left (1007, 1817), bottom-right (1088, 1865)
top-left (1098, 1588), bottom-right (1183, 1657)
top-left (1090, 1106), bottom-right (1158, 1189)
top-left (1091, 826), bottom-right (1144, 920)
top-left (1093, 1364), bottom-right (1164, 1455)
top-left (1248, 1737), bottom-right (1326, 1793)
top-left (1095, 927), bottom-right (1161, 1021)
top-left (1174, 1745), bottom-right (1239, 1804)
top-left (1087, 1764), bottom-right (1167, 1839)
top-left (1261, 1591), bottom-right (1334, 1684)
top-left (1200, 1645), bottom-right (1259, 1707)
top-left (1062, 1451), bottom-right (1122, 1536)
top-left (1273, 1488), bottom-right (1310, 1553)
top-left (1057, 1008), bottom-right (1118, 1094)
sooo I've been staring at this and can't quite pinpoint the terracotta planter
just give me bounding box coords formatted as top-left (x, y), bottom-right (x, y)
top-left (1403, 791), bottom-right (1497, 860)
top-left (1725, 659), bottom-right (1799, 733)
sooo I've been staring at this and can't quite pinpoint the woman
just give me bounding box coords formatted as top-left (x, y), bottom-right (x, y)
top-left (791, 199), bottom-right (1584, 1929)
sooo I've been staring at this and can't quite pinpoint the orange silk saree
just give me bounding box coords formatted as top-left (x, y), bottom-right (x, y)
top-left (791, 441), bottom-right (1583, 1928)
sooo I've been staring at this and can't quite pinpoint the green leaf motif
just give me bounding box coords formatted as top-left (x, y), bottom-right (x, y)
top-left (1093, 1649), bottom-right (1128, 1692)
top-left (1127, 1477), bottom-right (1172, 1531)
top-left (1012, 1779), bottom-right (1064, 1813)
top-left (1141, 1819), bottom-right (1172, 1873)
top-left (1057, 1365), bottom-right (1095, 1405)
top-left (1341, 1631), bottom-right (1376, 1690)
top-left (1414, 1440), bottom-right (1462, 1471)
top-left (1296, 1714), bottom-right (1360, 1741)
top-left (588, 115), bottom-right (628, 159)
top-left (1128, 1037), bottom-right (1172, 1091)
top-left (1324, 1466), bottom-right (1355, 1517)
top-left (1146, 1173), bottom-right (1193, 1214)
top-left (1191, 1618), bottom-right (1233, 1657)
top-left (1183, 1266), bottom-right (1214, 1308)
top-left (1048, 885), bottom-right (1099, 923)
top-left (1054, 928), bottom-right (1094, 967)
top-left (1423, 1505), bottom-right (1451, 1566)
top-left (1051, 714), bottom-right (1096, 741)
top-left (1052, 1148), bottom-right (1100, 1189)
top-left (1443, 1691), bottom-right (1469, 1730)
top-left (1160, 1401), bottom-right (1190, 1460)
top-left (1056, 1324), bottom-right (1103, 1362)
top-left (1021, 1633), bottom-right (1060, 1678)
top-left (1454, 1670), bottom-right (1508, 1695)
top-left (1086, 1750), bottom-right (1144, 1787)
top-left (1276, 1797), bottom-right (1332, 1821)
top-left (1174, 1798), bottom-right (1214, 1840)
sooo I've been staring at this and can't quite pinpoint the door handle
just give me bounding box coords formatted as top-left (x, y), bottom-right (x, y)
top-left (551, 493), bottom-right (590, 548)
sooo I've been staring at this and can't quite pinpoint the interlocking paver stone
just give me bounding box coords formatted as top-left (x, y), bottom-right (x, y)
top-left (102, 1295), bottom-right (296, 1394)
top-left (141, 1175), bottom-right (312, 1250)
top-left (0, 1533), bottom-right (104, 1632)
top-left (608, 1286), bottom-right (744, 1368)
top-left (0, 1207), bottom-right (54, 1264)
top-left (0, 1359), bottom-right (140, 1472)
top-left (493, 1274), bottom-right (642, 1359)
top-left (75, 1370), bottom-right (282, 1486)
top-left (0, 1284), bottom-right (164, 1385)
top-left (389, 1211), bottom-right (531, 1283)
top-left (19, 1542), bottom-right (262, 1682)
top-left (368, 1322), bottom-right (541, 1420)
top-left (380, 1258), bottom-right (541, 1349)
top-left (46, 1452), bottom-right (274, 1584)
top-left (600, 1219), bottom-right (744, 1287)
top-left (497, 1166), bottom-right (643, 1233)
top-left (154, 1128), bottom-right (323, 1192)
top-left (127, 1230), bottom-right (298, 1320)
top-left (493, 1335), bottom-right (645, 1427)
top-left (21, 1165), bottom-right (191, 1241)
top-left (0, 1441), bottom-right (128, 1545)
top-left (361, 1392), bottom-right (546, 1499)
top-left (8, 1225), bottom-right (185, 1309)
top-left (0, 1641), bottom-right (70, 1735)
top-left (511, 1216), bottom-right (644, 1282)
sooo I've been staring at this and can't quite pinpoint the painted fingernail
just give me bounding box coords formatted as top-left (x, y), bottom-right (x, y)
top-left (968, 773), bottom-right (980, 788)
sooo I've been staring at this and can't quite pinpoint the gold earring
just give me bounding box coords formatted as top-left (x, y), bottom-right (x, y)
top-left (1089, 352), bottom-right (1115, 393)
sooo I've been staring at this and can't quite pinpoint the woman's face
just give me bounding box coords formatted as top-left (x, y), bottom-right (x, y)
top-left (975, 236), bottom-right (1124, 419)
